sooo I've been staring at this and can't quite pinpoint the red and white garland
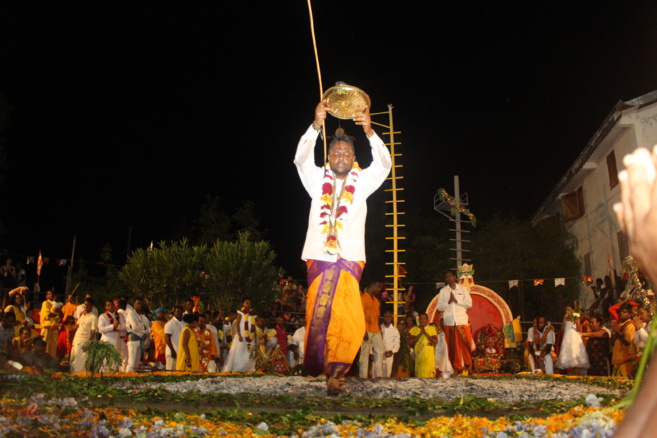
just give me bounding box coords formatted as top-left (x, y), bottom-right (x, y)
top-left (319, 162), bottom-right (361, 255)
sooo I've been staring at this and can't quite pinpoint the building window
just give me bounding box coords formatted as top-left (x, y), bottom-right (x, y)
top-left (607, 150), bottom-right (619, 189)
top-left (561, 186), bottom-right (585, 221)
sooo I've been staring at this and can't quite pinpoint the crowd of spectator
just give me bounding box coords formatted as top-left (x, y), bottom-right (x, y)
top-left (1, 258), bottom-right (653, 381)
top-left (525, 275), bottom-right (654, 378)
top-left (0, 275), bottom-right (310, 375)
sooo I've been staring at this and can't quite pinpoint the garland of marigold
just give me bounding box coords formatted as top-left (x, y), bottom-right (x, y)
top-left (436, 188), bottom-right (477, 227)
top-left (319, 162), bottom-right (361, 255)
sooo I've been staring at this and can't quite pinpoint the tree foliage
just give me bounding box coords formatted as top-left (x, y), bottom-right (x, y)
top-left (399, 210), bottom-right (453, 311)
top-left (471, 214), bottom-right (581, 322)
top-left (118, 235), bottom-right (280, 313)
top-left (193, 195), bottom-right (231, 244)
top-left (192, 196), bottom-right (267, 245)
top-left (203, 232), bottom-right (279, 312)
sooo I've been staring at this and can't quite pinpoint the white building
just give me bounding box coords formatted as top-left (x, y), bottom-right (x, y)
top-left (533, 90), bottom-right (657, 308)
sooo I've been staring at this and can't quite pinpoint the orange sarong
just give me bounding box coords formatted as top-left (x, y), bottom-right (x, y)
top-left (443, 324), bottom-right (474, 373)
top-left (304, 259), bottom-right (365, 378)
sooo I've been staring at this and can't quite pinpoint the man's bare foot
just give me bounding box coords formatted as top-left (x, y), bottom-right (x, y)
top-left (326, 376), bottom-right (342, 396)
top-left (306, 374), bottom-right (327, 382)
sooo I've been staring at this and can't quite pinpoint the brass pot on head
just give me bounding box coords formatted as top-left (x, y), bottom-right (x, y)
top-left (322, 82), bottom-right (371, 120)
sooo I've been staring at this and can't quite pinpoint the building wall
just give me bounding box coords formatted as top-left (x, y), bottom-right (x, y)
top-left (565, 103), bottom-right (657, 308)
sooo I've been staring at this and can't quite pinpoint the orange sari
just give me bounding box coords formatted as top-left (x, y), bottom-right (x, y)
top-left (304, 259), bottom-right (365, 378)
top-left (151, 320), bottom-right (166, 364)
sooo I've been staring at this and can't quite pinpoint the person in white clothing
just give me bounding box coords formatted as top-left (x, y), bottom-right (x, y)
top-left (115, 299), bottom-right (130, 371)
top-left (70, 298), bottom-right (98, 373)
top-left (222, 298), bottom-right (256, 373)
top-left (295, 100), bottom-right (391, 394)
top-left (526, 316), bottom-right (555, 375)
top-left (164, 306), bottom-right (185, 370)
top-left (379, 311), bottom-right (400, 378)
top-left (125, 298), bottom-right (151, 372)
top-left (632, 306), bottom-right (653, 358)
top-left (288, 324), bottom-right (306, 369)
top-left (434, 325), bottom-right (454, 379)
top-left (436, 271), bottom-right (474, 375)
top-left (74, 294), bottom-right (98, 321)
top-left (98, 300), bottom-right (126, 351)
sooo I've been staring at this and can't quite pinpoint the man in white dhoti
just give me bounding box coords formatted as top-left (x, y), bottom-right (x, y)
top-left (125, 298), bottom-right (151, 372)
top-left (70, 298), bottom-right (98, 373)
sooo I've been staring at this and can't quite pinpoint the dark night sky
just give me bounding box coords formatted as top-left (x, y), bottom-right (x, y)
top-left (1, 2), bottom-right (657, 277)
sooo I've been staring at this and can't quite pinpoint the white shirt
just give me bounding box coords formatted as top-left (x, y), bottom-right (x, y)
top-left (74, 303), bottom-right (98, 321)
top-left (289, 326), bottom-right (306, 362)
top-left (73, 312), bottom-right (98, 345)
top-left (116, 309), bottom-right (129, 336)
top-left (527, 326), bottom-right (555, 350)
top-left (222, 321), bottom-right (233, 343)
top-left (634, 322), bottom-right (651, 350)
top-left (380, 323), bottom-right (400, 355)
top-left (98, 311), bottom-right (126, 347)
top-left (294, 125), bottom-right (392, 262)
top-left (164, 316), bottom-right (185, 356)
top-left (436, 284), bottom-right (472, 326)
top-left (126, 309), bottom-right (150, 338)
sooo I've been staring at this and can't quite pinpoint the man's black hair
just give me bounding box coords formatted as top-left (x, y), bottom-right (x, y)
top-left (329, 133), bottom-right (355, 152)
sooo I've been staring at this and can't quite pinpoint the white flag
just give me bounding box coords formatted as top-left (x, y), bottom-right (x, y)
top-left (509, 280), bottom-right (519, 288)
top-left (555, 278), bottom-right (565, 287)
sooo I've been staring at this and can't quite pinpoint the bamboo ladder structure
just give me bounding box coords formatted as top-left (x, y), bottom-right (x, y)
top-left (371, 105), bottom-right (405, 326)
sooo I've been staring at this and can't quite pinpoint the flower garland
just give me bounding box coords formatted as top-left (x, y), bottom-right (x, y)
top-left (567, 308), bottom-right (581, 324)
top-left (436, 188), bottom-right (477, 227)
top-left (194, 327), bottom-right (214, 371)
top-left (239, 308), bottom-right (256, 343)
top-left (319, 162), bottom-right (361, 255)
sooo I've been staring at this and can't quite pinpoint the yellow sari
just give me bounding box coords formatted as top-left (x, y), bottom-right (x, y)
top-left (40, 300), bottom-right (60, 359)
top-left (410, 325), bottom-right (437, 378)
top-left (176, 327), bottom-right (200, 372)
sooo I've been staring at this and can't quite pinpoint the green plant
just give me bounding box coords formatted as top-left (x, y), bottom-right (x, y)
top-left (81, 340), bottom-right (122, 376)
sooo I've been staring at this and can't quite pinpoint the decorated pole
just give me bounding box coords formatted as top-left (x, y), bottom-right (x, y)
top-left (454, 176), bottom-right (463, 268)
top-left (434, 178), bottom-right (475, 271)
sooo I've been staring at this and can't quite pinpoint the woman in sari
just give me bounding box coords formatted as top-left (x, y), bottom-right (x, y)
top-left (176, 313), bottom-right (200, 372)
top-left (150, 307), bottom-right (167, 366)
top-left (57, 316), bottom-right (77, 363)
top-left (5, 289), bottom-right (32, 338)
top-left (581, 316), bottom-right (611, 376)
top-left (408, 313), bottom-right (438, 378)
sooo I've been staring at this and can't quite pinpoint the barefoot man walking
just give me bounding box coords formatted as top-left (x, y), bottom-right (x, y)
top-left (295, 99), bottom-right (391, 394)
